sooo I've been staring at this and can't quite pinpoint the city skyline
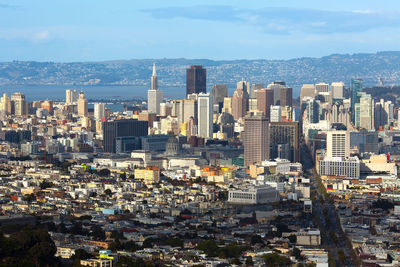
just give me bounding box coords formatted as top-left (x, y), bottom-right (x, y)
top-left (1, 1), bottom-right (400, 61)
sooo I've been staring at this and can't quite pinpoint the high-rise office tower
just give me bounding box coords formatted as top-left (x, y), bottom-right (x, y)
top-left (300, 84), bottom-right (316, 103)
top-left (307, 99), bottom-right (320, 123)
top-left (222, 97), bottom-right (232, 114)
top-left (77, 91), bottom-right (88, 117)
top-left (232, 84), bottom-right (249, 120)
top-left (327, 130), bottom-right (350, 158)
top-left (147, 63), bottom-right (163, 114)
top-left (212, 84), bottom-right (228, 112)
top-left (331, 82), bottom-right (344, 99)
top-left (257, 88), bottom-right (274, 118)
top-left (357, 93), bottom-right (374, 130)
top-left (103, 119), bottom-right (148, 153)
top-left (0, 93), bottom-right (11, 115)
top-left (248, 99), bottom-right (258, 112)
top-left (237, 79), bottom-right (251, 96)
top-left (270, 105), bottom-right (282, 122)
top-left (267, 81), bottom-right (286, 105)
top-left (251, 83), bottom-right (264, 99)
top-left (186, 65), bottom-right (206, 96)
top-left (280, 86), bottom-right (293, 107)
top-left (94, 103), bottom-right (106, 120)
top-left (65, 89), bottom-right (78, 104)
top-left (315, 83), bottom-right (329, 93)
top-left (269, 122), bottom-right (300, 162)
top-left (244, 114), bottom-right (270, 166)
top-left (351, 78), bottom-right (363, 123)
top-left (197, 93), bottom-right (212, 138)
top-left (11, 92), bottom-right (27, 116)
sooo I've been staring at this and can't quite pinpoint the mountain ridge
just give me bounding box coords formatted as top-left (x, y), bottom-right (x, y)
top-left (2, 51), bottom-right (400, 95)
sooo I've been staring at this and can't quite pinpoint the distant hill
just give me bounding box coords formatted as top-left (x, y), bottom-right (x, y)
top-left (2, 51), bottom-right (400, 96)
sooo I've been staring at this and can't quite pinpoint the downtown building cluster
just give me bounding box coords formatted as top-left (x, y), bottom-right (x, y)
top-left (2, 64), bottom-right (395, 266)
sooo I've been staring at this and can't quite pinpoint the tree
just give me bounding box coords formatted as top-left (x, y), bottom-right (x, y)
top-left (251, 235), bottom-right (264, 245)
top-left (263, 253), bottom-right (291, 267)
top-left (245, 256), bottom-right (254, 266)
top-left (23, 193), bottom-right (36, 202)
top-left (338, 249), bottom-right (346, 264)
top-left (104, 189), bottom-right (113, 197)
top-left (90, 225), bottom-right (105, 241)
top-left (71, 249), bottom-right (91, 266)
top-left (165, 237), bottom-right (183, 248)
top-left (98, 168), bottom-right (111, 177)
top-left (196, 239), bottom-right (219, 257)
top-left (120, 172), bottom-right (127, 180)
top-left (39, 180), bottom-right (53, 190)
top-left (292, 247), bottom-right (304, 260)
top-left (0, 227), bottom-right (59, 266)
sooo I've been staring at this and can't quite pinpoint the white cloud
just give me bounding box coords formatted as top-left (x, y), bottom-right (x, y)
top-left (33, 31), bottom-right (50, 42)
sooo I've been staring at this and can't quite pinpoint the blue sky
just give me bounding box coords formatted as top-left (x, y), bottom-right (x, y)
top-left (2, 0), bottom-right (400, 61)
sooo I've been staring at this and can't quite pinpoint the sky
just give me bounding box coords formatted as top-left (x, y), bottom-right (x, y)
top-left (2, 0), bottom-right (400, 62)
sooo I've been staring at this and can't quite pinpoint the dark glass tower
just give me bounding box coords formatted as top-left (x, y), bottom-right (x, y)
top-left (103, 119), bottom-right (148, 153)
top-left (186, 65), bottom-right (206, 96)
top-left (350, 78), bottom-right (362, 123)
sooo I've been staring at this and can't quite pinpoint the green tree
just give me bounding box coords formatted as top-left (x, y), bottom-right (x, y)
top-left (245, 256), bottom-right (254, 266)
top-left (263, 253), bottom-right (291, 267)
top-left (196, 239), bottom-right (219, 257)
top-left (90, 225), bottom-right (105, 241)
top-left (338, 249), bottom-right (346, 264)
top-left (39, 180), bottom-right (54, 190)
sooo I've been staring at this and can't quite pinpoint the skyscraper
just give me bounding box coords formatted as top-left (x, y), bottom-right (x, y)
top-left (147, 63), bottom-right (163, 114)
top-left (0, 93), bottom-right (11, 115)
top-left (300, 84), bottom-right (316, 103)
top-left (267, 81), bottom-right (286, 105)
top-left (212, 84), bottom-right (228, 112)
top-left (103, 119), bottom-right (148, 153)
top-left (307, 99), bottom-right (320, 123)
top-left (351, 78), bottom-right (363, 123)
top-left (94, 103), bottom-right (106, 120)
top-left (257, 88), bottom-right (274, 118)
top-left (66, 89), bottom-right (78, 104)
top-left (77, 91), bottom-right (88, 117)
top-left (270, 105), bottom-right (282, 122)
top-left (358, 93), bottom-right (374, 130)
top-left (315, 83), bottom-right (329, 93)
top-left (232, 84), bottom-right (249, 120)
top-left (250, 83), bottom-right (264, 99)
top-left (327, 130), bottom-right (350, 158)
top-left (237, 79), bottom-right (251, 95)
top-left (186, 65), bottom-right (206, 96)
top-left (280, 86), bottom-right (293, 107)
top-left (11, 92), bottom-right (27, 116)
top-left (269, 122), bottom-right (300, 162)
top-left (331, 82), bottom-right (344, 99)
top-left (244, 114), bottom-right (270, 166)
top-left (197, 93), bottom-right (212, 138)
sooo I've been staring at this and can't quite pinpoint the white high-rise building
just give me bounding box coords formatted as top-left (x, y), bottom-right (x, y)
top-left (315, 83), bottom-right (329, 93)
top-left (327, 130), bottom-right (350, 158)
top-left (147, 63), bottom-right (163, 114)
top-left (270, 105), bottom-right (282, 122)
top-left (359, 94), bottom-right (374, 130)
top-left (66, 89), bottom-right (78, 104)
top-left (331, 82), bottom-right (344, 99)
top-left (94, 103), bottom-right (106, 120)
top-left (197, 93), bottom-right (212, 138)
top-left (0, 93), bottom-right (11, 115)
